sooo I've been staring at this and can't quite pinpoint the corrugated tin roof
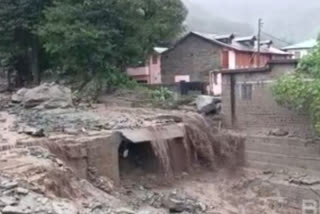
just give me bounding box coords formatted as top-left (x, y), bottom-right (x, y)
top-left (218, 59), bottom-right (298, 75)
top-left (234, 36), bottom-right (256, 42)
top-left (191, 31), bottom-right (289, 55)
top-left (214, 34), bottom-right (234, 40)
top-left (282, 39), bottom-right (317, 50)
top-left (192, 32), bottom-right (234, 48)
top-left (153, 47), bottom-right (168, 54)
top-left (260, 40), bottom-right (273, 46)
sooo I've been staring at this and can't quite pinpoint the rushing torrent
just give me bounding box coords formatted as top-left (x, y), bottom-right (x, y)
top-left (148, 113), bottom-right (236, 179)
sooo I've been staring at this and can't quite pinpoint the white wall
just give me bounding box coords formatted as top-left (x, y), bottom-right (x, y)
top-left (287, 49), bottom-right (310, 59)
top-left (228, 50), bottom-right (236, 69)
top-left (212, 73), bottom-right (222, 95)
top-left (174, 75), bottom-right (190, 83)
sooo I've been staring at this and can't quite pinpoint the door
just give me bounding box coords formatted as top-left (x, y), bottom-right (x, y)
top-left (222, 50), bottom-right (229, 68)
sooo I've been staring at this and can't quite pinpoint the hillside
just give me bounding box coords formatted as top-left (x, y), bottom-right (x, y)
top-left (183, 0), bottom-right (320, 43)
top-left (183, 0), bottom-right (253, 36)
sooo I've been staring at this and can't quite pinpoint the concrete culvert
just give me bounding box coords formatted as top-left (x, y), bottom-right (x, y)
top-left (119, 140), bottom-right (160, 182)
top-left (118, 114), bottom-right (246, 184)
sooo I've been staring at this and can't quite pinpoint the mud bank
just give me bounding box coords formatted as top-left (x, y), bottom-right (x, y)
top-left (13, 115), bottom-right (245, 187)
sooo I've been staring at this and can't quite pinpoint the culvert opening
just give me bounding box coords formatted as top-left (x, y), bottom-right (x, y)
top-left (119, 140), bottom-right (160, 181)
top-left (117, 116), bottom-right (240, 184)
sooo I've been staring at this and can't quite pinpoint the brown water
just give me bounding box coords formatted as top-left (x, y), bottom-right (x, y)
top-left (148, 113), bottom-right (226, 179)
top-left (149, 126), bottom-right (174, 180)
top-left (183, 113), bottom-right (221, 168)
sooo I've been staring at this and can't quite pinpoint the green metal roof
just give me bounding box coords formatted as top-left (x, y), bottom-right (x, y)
top-left (282, 39), bottom-right (317, 50)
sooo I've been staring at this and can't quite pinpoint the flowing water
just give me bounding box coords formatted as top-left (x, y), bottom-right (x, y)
top-left (148, 113), bottom-right (230, 179)
top-left (183, 113), bottom-right (221, 168)
top-left (149, 127), bottom-right (174, 179)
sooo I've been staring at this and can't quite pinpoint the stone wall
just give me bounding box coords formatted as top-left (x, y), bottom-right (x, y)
top-left (221, 63), bottom-right (314, 138)
top-left (161, 34), bottom-right (221, 84)
top-left (85, 134), bottom-right (122, 184)
top-left (40, 125), bottom-right (191, 185)
top-left (44, 133), bottom-right (122, 184)
top-left (246, 135), bottom-right (320, 173)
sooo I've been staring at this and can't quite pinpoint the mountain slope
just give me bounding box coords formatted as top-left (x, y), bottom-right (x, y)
top-left (182, 0), bottom-right (320, 42)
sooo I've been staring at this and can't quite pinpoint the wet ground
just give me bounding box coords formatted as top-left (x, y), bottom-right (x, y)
top-left (119, 165), bottom-right (302, 214)
top-left (0, 91), bottom-right (313, 214)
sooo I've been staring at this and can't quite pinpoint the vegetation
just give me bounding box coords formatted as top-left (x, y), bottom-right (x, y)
top-left (273, 38), bottom-right (320, 134)
top-left (152, 87), bottom-right (174, 101)
top-left (0, 0), bottom-right (51, 86)
top-left (0, 0), bottom-right (187, 91)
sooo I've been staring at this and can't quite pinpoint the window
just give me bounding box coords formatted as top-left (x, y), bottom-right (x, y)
top-left (294, 51), bottom-right (301, 59)
top-left (240, 83), bottom-right (252, 100)
top-left (152, 55), bottom-right (158, 64)
top-left (137, 80), bottom-right (148, 84)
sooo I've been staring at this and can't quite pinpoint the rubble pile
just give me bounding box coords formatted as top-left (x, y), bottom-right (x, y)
top-left (195, 95), bottom-right (221, 115)
top-left (141, 191), bottom-right (207, 213)
top-left (0, 171), bottom-right (209, 214)
top-left (0, 83), bottom-right (308, 214)
top-left (8, 107), bottom-right (188, 137)
top-left (1, 146), bottom-right (201, 214)
top-left (0, 177), bottom-right (78, 214)
top-left (0, 93), bottom-right (10, 111)
top-left (11, 83), bottom-right (73, 109)
top-left (7, 85), bottom-right (188, 136)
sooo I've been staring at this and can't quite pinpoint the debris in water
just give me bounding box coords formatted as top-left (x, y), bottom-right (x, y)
top-left (147, 113), bottom-right (238, 180)
top-left (149, 126), bottom-right (174, 180)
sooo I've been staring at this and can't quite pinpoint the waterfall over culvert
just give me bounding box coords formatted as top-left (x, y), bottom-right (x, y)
top-left (119, 113), bottom-right (245, 182)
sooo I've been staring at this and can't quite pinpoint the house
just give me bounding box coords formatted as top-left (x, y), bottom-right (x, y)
top-left (126, 47), bottom-right (168, 84)
top-left (220, 59), bottom-right (313, 138)
top-left (220, 59), bottom-right (320, 174)
top-left (282, 39), bottom-right (317, 59)
top-left (161, 32), bottom-right (291, 95)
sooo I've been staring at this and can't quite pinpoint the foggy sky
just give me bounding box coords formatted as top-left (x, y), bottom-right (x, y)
top-left (183, 0), bottom-right (320, 42)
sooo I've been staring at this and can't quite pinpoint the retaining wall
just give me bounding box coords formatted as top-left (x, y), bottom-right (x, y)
top-left (246, 135), bottom-right (320, 174)
top-left (44, 133), bottom-right (122, 184)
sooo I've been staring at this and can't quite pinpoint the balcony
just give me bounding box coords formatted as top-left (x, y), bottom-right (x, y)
top-left (127, 66), bottom-right (150, 76)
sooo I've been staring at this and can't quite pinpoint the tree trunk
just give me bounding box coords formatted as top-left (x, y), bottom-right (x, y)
top-left (6, 67), bottom-right (13, 90)
top-left (30, 37), bottom-right (40, 85)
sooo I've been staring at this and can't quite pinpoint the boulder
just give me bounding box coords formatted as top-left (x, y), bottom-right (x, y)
top-left (137, 207), bottom-right (167, 214)
top-left (11, 88), bottom-right (28, 103)
top-left (18, 126), bottom-right (45, 138)
top-left (115, 208), bottom-right (135, 214)
top-left (16, 188), bottom-right (29, 195)
top-left (52, 201), bottom-right (78, 214)
top-left (0, 181), bottom-right (18, 190)
top-left (161, 193), bottom-right (206, 213)
top-left (0, 196), bottom-right (17, 206)
top-left (12, 83), bottom-right (73, 109)
top-left (195, 95), bottom-right (221, 115)
top-left (2, 206), bottom-right (28, 214)
top-left (269, 128), bottom-right (289, 137)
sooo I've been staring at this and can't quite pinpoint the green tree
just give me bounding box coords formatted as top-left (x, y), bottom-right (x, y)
top-left (38, 0), bottom-right (187, 90)
top-left (273, 38), bottom-right (320, 134)
top-left (0, 0), bottom-right (51, 86)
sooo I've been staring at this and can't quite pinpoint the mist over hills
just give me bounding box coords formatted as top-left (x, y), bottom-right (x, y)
top-left (183, 0), bottom-right (320, 45)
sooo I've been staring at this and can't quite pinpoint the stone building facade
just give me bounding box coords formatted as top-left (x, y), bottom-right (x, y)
top-left (161, 33), bottom-right (221, 84)
top-left (161, 32), bottom-right (291, 95)
top-left (221, 59), bottom-right (314, 138)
